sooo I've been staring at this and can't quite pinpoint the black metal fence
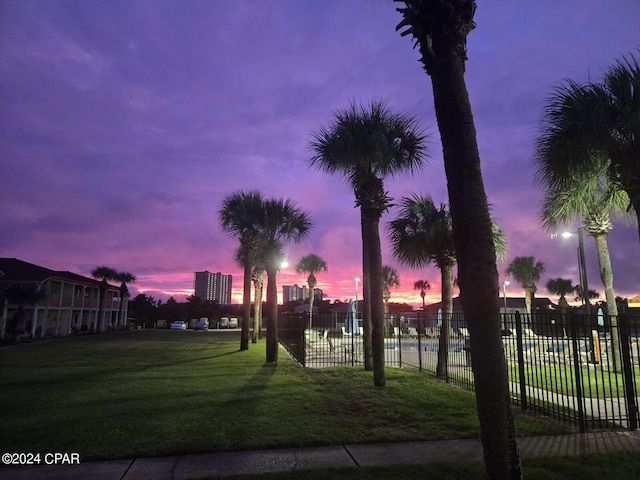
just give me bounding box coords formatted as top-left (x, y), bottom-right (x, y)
top-left (278, 310), bottom-right (640, 432)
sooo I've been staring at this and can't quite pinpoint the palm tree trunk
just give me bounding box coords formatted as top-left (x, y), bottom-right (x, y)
top-left (436, 262), bottom-right (453, 378)
top-left (252, 276), bottom-right (262, 343)
top-left (241, 262), bottom-right (252, 351)
top-left (265, 267), bottom-right (278, 363)
top-left (361, 212), bottom-right (373, 371)
top-left (258, 284), bottom-right (264, 339)
top-left (430, 49), bottom-right (521, 479)
top-left (363, 207), bottom-right (385, 387)
top-left (593, 234), bottom-right (621, 371)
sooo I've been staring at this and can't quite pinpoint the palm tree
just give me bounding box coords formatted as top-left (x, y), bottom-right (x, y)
top-left (505, 256), bottom-right (546, 316)
top-left (535, 53), bottom-right (640, 241)
top-left (536, 81), bottom-right (636, 373)
top-left (381, 265), bottom-right (400, 323)
top-left (574, 286), bottom-right (600, 304)
top-left (545, 278), bottom-right (575, 313)
top-left (91, 266), bottom-right (118, 333)
top-left (414, 279), bottom-right (430, 310)
top-left (309, 100), bottom-right (428, 386)
top-left (295, 254), bottom-right (328, 332)
top-left (388, 194), bottom-right (455, 378)
top-left (257, 197), bottom-right (311, 363)
top-left (4, 284), bottom-right (48, 342)
top-left (388, 194), bottom-right (508, 378)
top-left (115, 271), bottom-right (136, 329)
top-left (219, 190), bottom-right (265, 351)
top-left (395, 3), bottom-right (521, 477)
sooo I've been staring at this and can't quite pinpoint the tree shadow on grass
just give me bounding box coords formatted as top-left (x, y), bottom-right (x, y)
top-left (221, 363), bottom-right (277, 412)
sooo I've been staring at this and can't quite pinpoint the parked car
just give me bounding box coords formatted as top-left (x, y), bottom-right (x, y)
top-left (193, 320), bottom-right (208, 331)
top-left (170, 321), bottom-right (186, 330)
top-left (220, 317), bottom-right (229, 328)
top-left (229, 317), bottom-right (238, 328)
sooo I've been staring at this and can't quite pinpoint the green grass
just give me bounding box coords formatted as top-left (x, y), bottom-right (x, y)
top-left (508, 364), bottom-right (640, 399)
top-left (2, 330), bottom-right (568, 462)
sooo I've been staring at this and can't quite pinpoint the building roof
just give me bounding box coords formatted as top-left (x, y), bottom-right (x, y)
top-left (0, 258), bottom-right (118, 290)
top-left (423, 296), bottom-right (554, 312)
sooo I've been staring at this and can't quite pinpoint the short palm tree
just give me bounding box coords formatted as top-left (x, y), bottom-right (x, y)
top-left (309, 100), bottom-right (428, 387)
top-left (295, 254), bottom-right (328, 332)
top-left (115, 271), bottom-right (136, 329)
top-left (535, 53), bottom-right (640, 241)
top-left (257, 197), bottom-right (311, 363)
top-left (4, 284), bottom-right (48, 342)
top-left (381, 265), bottom-right (400, 322)
top-left (388, 194), bottom-right (507, 378)
top-left (574, 286), bottom-right (600, 304)
top-left (219, 190), bottom-right (265, 351)
top-left (414, 279), bottom-right (430, 310)
top-left (505, 256), bottom-right (546, 316)
top-left (91, 266), bottom-right (118, 333)
top-left (545, 278), bottom-right (575, 313)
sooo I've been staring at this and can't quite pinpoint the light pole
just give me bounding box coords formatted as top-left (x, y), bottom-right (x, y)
top-left (355, 277), bottom-right (360, 316)
top-left (562, 228), bottom-right (590, 314)
top-left (502, 280), bottom-right (510, 314)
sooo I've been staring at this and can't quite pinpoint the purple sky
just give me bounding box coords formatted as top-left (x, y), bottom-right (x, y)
top-left (2, 0), bottom-right (639, 307)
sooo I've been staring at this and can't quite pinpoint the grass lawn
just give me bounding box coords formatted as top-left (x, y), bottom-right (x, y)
top-left (2, 330), bottom-right (569, 462)
top-left (508, 364), bottom-right (640, 399)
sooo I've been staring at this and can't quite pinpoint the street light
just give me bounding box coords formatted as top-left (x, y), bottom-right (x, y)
top-left (355, 277), bottom-right (360, 315)
top-left (562, 228), bottom-right (590, 314)
top-left (502, 280), bottom-right (510, 314)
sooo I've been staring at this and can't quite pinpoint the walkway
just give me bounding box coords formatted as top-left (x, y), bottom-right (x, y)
top-left (3, 431), bottom-right (640, 479)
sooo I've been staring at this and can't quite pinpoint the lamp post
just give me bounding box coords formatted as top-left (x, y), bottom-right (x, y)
top-left (502, 280), bottom-right (510, 314)
top-left (502, 280), bottom-right (510, 331)
top-left (562, 228), bottom-right (590, 314)
top-left (355, 277), bottom-right (360, 316)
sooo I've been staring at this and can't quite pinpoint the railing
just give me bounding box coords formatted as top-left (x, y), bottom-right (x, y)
top-left (278, 310), bottom-right (640, 432)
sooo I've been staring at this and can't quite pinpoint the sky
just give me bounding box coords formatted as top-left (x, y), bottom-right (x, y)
top-left (1, 0), bottom-right (639, 308)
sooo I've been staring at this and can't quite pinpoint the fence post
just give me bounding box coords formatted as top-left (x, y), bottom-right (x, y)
top-left (618, 313), bottom-right (638, 430)
top-left (397, 315), bottom-right (402, 368)
top-left (570, 314), bottom-right (587, 433)
top-left (515, 311), bottom-right (527, 412)
top-left (417, 310), bottom-right (422, 372)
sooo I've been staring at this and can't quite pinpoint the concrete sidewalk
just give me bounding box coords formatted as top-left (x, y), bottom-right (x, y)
top-left (3, 431), bottom-right (640, 480)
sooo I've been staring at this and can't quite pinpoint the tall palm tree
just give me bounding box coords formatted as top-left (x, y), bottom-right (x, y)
top-left (309, 100), bottom-right (428, 386)
top-left (535, 53), bottom-right (640, 240)
top-left (388, 194), bottom-right (508, 378)
top-left (4, 284), bottom-right (48, 342)
top-left (91, 266), bottom-right (118, 333)
top-left (257, 197), bottom-right (311, 364)
top-left (505, 256), bottom-right (546, 316)
top-left (381, 265), bottom-right (400, 322)
top-left (219, 190), bottom-right (265, 351)
top-left (545, 278), bottom-right (575, 313)
top-left (395, 3), bottom-right (521, 477)
top-left (295, 254), bottom-right (328, 331)
top-left (115, 271), bottom-right (135, 329)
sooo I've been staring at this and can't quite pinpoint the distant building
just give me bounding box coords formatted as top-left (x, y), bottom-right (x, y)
top-left (0, 258), bottom-right (122, 338)
top-left (282, 285), bottom-right (324, 304)
top-left (283, 284), bottom-right (307, 302)
top-left (193, 271), bottom-right (232, 304)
